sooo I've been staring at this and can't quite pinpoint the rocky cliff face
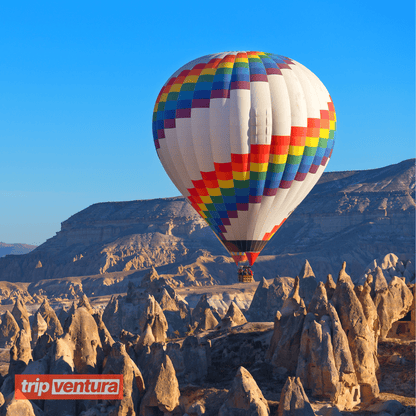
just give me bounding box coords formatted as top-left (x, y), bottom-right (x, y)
top-left (0, 159), bottom-right (414, 284)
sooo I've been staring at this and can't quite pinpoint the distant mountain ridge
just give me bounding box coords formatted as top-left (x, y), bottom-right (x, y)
top-left (0, 243), bottom-right (37, 258)
top-left (0, 159), bottom-right (414, 284)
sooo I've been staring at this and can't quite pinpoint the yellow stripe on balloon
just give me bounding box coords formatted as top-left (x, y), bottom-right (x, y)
top-left (329, 121), bottom-right (336, 130)
top-left (200, 68), bottom-right (216, 75)
top-left (250, 162), bottom-right (268, 172)
top-left (320, 129), bottom-right (329, 139)
top-left (169, 84), bottom-right (182, 92)
top-left (159, 93), bottom-right (168, 103)
top-left (218, 62), bottom-right (234, 69)
top-left (198, 203), bottom-right (208, 211)
top-left (218, 179), bottom-right (234, 188)
top-left (233, 171), bottom-right (250, 181)
top-left (270, 154), bottom-right (288, 164)
top-left (289, 145), bottom-right (304, 156)
top-left (207, 188), bottom-right (222, 197)
top-left (305, 136), bottom-right (319, 147)
top-left (184, 75), bottom-right (199, 83)
top-left (235, 57), bottom-right (248, 63)
top-left (200, 196), bottom-right (212, 204)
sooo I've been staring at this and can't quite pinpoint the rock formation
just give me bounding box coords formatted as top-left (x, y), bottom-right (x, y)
top-left (296, 310), bottom-right (360, 410)
top-left (360, 253), bottom-right (416, 285)
top-left (11, 295), bottom-right (31, 338)
top-left (222, 301), bottom-right (247, 326)
top-left (374, 276), bottom-right (413, 338)
top-left (298, 261), bottom-right (319, 306)
top-left (331, 263), bottom-right (379, 401)
top-left (355, 277), bottom-right (380, 342)
top-left (192, 294), bottom-right (223, 325)
top-left (307, 282), bottom-right (330, 320)
top-left (35, 299), bottom-right (63, 339)
top-left (266, 278), bottom-right (306, 375)
top-left (195, 308), bottom-right (219, 332)
top-left (0, 311), bottom-right (20, 348)
top-left (248, 276), bottom-right (296, 322)
top-left (9, 329), bottom-right (32, 376)
top-left (103, 342), bottom-right (145, 416)
top-left (324, 274), bottom-right (336, 300)
top-left (218, 366), bottom-right (269, 416)
top-left (277, 377), bottom-right (316, 416)
top-left (31, 312), bottom-right (47, 347)
top-left (247, 277), bottom-right (270, 321)
top-left (64, 306), bottom-right (102, 373)
top-left (140, 354), bottom-right (180, 415)
top-left (138, 295), bottom-right (168, 343)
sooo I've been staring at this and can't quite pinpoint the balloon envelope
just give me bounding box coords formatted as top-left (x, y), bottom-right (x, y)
top-left (152, 52), bottom-right (336, 266)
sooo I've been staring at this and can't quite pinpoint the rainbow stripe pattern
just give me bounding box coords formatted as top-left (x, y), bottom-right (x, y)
top-left (152, 52), bottom-right (336, 266)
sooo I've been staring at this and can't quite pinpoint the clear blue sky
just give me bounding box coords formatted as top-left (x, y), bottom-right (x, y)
top-left (1, 1), bottom-right (414, 245)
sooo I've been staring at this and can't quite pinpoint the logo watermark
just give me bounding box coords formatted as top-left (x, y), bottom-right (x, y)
top-left (15, 375), bottom-right (123, 400)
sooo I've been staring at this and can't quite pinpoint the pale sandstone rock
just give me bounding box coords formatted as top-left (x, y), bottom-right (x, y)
top-left (0, 311), bottom-right (20, 348)
top-left (277, 376), bottom-right (316, 416)
top-left (371, 267), bottom-right (389, 297)
top-left (215, 316), bottom-right (236, 331)
top-left (223, 301), bottom-right (247, 326)
top-left (297, 314), bottom-right (339, 400)
top-left (31, 312), bottom-right (47, 348)
top-left (247, 277), bottom-right (270, 321)
top-left (64, 307), bottom-right (102, 373)
top-left (35, 299), bottom-right (63, 339)
top-left (325, 274), bottom-right (336, 301)
top-left (103, 342), bottom-right (145, 416)
top-left (196, 308), bottom-right (218, 331)
top-left (374, 276), bottom-right (413, 338)
top-left (140, 354), bottom-right (180, 415)
top-left (356, 277), bottom-right (380, 343)
top-left (264, 277), bottom-right (296, 322)
top-left (138, 295), bottom-right (168, 343)
top-left (1, 394), bottom-right (44, 416)
top-left (102, 295), bottom-right (124, 335)
top-left (44, 336), bottom-right (76, 416)
top-left (266, 282), bottom-right (306, 374)
top-left (308, 282), bottom-right (330, 320)
top-left (11, 295), bottom-right (31, 339)
top-left (296, 310), bottom-right (360, 410)
top-left (331, 264), bottom-right (379, 401)
top-left (299, 259), bottom-right (315, 279)
top-left (218, 366), bottom-right (269, 416)
top-left (157, 288), bottom-right (179, 312)
top-left (137, 324), bottom-right (155, 349)
top-left (9, 329), bottom-right (32, 376)
top-left (93, 312), bottom-right (115, 356)
top-left (192, 294), bottom-right (222, 325)
top-left (78, 293), bottom-right (94, 314)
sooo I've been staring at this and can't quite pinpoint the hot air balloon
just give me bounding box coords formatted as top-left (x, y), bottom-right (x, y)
top-left (152, 51), bottom-right (336, 269)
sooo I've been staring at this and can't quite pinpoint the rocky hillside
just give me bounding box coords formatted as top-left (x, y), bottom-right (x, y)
top-left (0, 243), bottom-right (36, 258)
top-left (0, 159), bottom-right (414, 284)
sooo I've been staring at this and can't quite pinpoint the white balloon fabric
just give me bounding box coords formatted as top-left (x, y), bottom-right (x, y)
top-left (152, 51), bottom-right (336, 265)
